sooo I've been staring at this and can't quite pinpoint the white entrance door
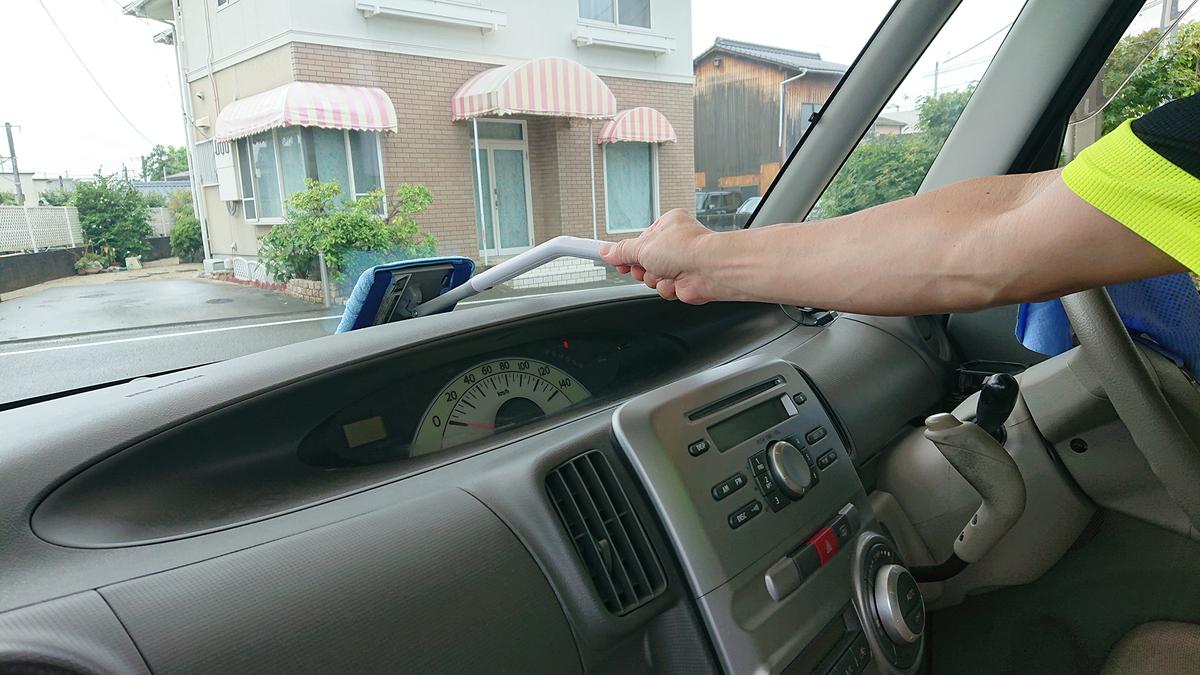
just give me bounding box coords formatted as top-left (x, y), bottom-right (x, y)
top-left (470, 121), bottom-right (534, 257)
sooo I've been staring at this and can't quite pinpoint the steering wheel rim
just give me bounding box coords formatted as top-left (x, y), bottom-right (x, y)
top-left (1061, 288), bottom-right (1200, 531)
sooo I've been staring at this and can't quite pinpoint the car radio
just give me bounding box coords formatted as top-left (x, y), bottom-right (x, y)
top-left (613, 355), bottom-right (899, 674)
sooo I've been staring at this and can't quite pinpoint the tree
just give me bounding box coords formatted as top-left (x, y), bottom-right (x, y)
top-left (74, 174), bottom-right (153, 261)
top-left (0, 192), bottom-right (18, 205)
top-left (818, 87), bottom-right (974, 218)
top-left (1101, 22), bottom-right (1200, 133)
top-left (258, 180), bottom-right (437, 283)
top-left (40, 189), bottom-right (72, 206)
top-left (139, 144), bottom-right (189, 181)
top-left (143, 192), bottom-right (167, 208)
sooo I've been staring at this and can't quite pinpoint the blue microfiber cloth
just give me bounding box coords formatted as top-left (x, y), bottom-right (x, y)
top-left (1016, 273), bottom-right (1200, 378)
top-left (337, 257), bottom-right (474, 333)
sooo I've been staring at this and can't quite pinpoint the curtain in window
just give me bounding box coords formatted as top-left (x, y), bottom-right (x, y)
top-left (605, 142), bottom-right (654, 232)
top-left (579, 0), bottom-right (613, 22)
top-left (349, 131), bottom-right (382, 198)
top-left (310, 128), bottom-right (351, 202)
top-left (617, 0), bottom-right (650, 27)
top-left (237, 138), bottom-right (256, 220)
top-left (250, 132), bottom-right (282, 218)
top-left (278, 128), bottom-right (306, 201)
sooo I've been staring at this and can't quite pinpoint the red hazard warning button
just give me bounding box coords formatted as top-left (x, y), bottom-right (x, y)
top-left (807, 527), bottom-right (840, 565)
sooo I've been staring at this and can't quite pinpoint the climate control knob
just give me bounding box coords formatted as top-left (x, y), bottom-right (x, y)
top-left (767, 440), bottom-right (813, 498)
top-left (874, 564), bottom-right (925, 644)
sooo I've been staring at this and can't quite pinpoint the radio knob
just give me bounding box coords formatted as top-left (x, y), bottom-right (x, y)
top-left (767, 440), bottom-right (813, 498)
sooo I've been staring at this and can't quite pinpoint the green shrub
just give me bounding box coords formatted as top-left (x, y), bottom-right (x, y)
top-left (0, 192), bottom-right (18, 205)
top-left (74, 251), bottom-right (110, 271)
top-left (74, 174), bottom-right (153, 260)
top-left (258, 180), bottom-right (437, 283)
top-left (40, 189), bottom-right (73, 206)
top-left (143, 192), bottom-right (167, 208)
top-left (170, 214), bottom-right (203, 262)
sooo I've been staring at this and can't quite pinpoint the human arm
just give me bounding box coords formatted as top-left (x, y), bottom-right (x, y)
top-left (601, 169), bottom-right (1185, 316)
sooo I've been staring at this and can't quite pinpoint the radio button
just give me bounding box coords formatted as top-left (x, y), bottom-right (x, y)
top-left (817, 450), bottom-right (838, 470)
top-left (687, 439), bottom-right (710, 457)
top-left (764, 491), bottom-right (789, 512)
top-left (792, 392), bottom-right (808, 406)
top-left (728, 500), bottom-right (763, 529)
top-left (749, 451), bottom-right (769, 475)
top-left (755, 471), bottom-right (778, 494)
top-left (711, 473), bottom-right (748, 501)
top-left (805, 426), bottom-right (828, 445)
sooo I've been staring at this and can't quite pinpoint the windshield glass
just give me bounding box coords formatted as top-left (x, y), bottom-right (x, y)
top-left (0, 0), bottom-right (893, 404)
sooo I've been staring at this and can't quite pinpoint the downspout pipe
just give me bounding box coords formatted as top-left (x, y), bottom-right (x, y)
top-left (778, 69), bottom-right (809, 150)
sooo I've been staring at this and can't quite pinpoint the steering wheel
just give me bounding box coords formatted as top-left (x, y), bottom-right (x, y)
top-left (1061, 289), bottom-right (1200, 531)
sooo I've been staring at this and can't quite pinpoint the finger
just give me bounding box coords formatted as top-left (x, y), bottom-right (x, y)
top-left (656, 279), bottom-right (678, 301)
top-left (615, 264), bottom-right (631, 274)
top-left (601, 237), bottom-right (642, 266)
top-left (631, 265), bottom-right (647, 282)
top-left (644, 272), bottom-right (661, 289)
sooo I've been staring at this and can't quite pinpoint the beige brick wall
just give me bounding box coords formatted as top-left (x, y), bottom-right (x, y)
top-left (291, 44), bottom-right (694, 259)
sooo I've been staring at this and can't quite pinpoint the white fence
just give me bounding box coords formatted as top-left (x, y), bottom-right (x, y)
top-left (0, 206), bottom-right (174, 254)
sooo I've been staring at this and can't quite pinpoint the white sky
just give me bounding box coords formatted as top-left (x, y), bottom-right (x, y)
top-left (0, 0), bottom-right (1172, 179)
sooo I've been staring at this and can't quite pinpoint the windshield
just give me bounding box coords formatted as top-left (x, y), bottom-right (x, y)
top-left (0, 0), bottom-right (894, 404)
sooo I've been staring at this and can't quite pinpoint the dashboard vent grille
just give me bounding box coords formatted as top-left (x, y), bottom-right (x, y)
top-left (547, 451), bottom-right (666, 615)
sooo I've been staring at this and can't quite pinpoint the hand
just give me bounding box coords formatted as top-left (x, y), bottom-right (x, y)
top-left (600, 208), bottom-right (719, 304)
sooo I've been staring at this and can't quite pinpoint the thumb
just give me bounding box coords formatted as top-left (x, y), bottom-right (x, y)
top-left (601, 237), bottom-right (642, 267)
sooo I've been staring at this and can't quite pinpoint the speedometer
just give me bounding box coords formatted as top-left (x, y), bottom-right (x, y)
top-left (411, 358), bottom-right (591, 455)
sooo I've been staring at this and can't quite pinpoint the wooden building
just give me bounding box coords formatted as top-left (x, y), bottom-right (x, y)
top-left (693, 38), bottom-right (846, 198)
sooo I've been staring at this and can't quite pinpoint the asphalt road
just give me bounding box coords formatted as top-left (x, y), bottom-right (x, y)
top-left (0, 277), bottom-right (341, 406)
top-left (0, 269), bottom-right (631, 407)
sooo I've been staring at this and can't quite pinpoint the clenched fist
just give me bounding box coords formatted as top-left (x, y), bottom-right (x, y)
top-left (600, 208), bottom-right (730, 304)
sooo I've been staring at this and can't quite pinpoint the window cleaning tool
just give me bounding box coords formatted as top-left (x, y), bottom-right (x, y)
top-left (337, 236), bottom-right (609, 332)
top-left (413, 236), bottom-right (607, 317)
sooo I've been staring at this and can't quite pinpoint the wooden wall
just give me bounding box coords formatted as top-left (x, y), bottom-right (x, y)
top-left (693, 53), bottom-right (840, 196)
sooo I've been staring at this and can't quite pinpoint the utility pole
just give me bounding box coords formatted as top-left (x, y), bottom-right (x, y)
top-left (5, 123), bottom-right (24, 206)
top-left (933, 62), bottom-right (940, 96)
top-left (1161, 0), bottom-right (1180, 29)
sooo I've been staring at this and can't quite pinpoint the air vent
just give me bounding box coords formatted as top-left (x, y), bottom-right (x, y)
top-left (546, 451), bottom-right (666, 615)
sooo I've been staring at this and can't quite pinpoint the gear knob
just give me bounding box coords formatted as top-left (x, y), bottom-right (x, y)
top-left (975, 373), bottom-right (1019, 443)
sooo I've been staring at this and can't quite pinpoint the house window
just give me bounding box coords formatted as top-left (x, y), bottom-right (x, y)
top-left (235, 127), bottom-right (384, 222)
top-left (604, 142), bottom-right (658, 233)
top-left (580, 0), bottom-right (650, 28)
top-left (800, 102), bottom-right (822, 133)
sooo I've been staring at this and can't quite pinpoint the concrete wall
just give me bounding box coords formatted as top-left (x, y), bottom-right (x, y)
top-left (179, 0), bottom-right (692, 84)
top-left (0, 247), bottom-right (84, 295)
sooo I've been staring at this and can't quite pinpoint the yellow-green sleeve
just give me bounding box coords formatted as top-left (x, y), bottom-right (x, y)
top-left (1062, 119), bottom-right (1200, 272)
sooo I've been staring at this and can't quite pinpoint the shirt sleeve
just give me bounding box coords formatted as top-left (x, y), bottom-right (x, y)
top-left (1061, 93), bottom-right (1200, 273)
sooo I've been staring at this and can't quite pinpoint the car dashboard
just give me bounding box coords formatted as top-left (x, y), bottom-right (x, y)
top-left (0, 287), bottom-right (953, 675)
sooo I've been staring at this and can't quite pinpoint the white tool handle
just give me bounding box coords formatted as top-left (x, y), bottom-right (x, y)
top-left (469, 236), bottom-right (607, 292)
top-left (924, 413), bottom-right (1026, 563)
top-left (413, 236), bottom-right (609, 317)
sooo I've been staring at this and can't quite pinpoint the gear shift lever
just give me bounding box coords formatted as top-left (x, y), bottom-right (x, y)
top-left (911, 376), bottom-right (1026, 582)
top-left (974, 373), bottom-right (1019, 443)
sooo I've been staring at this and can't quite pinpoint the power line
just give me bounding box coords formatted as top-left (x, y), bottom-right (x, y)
top-left (942, 21), bottom-right (1014, 64)
top-left (35, 0), bottom-right (156, 146)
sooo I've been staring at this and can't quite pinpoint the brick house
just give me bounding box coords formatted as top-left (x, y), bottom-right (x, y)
top-left (127, 0), bottom-right (693, 274)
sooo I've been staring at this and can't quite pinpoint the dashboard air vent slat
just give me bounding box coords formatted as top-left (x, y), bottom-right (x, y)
top-left (547, 451), bottom-right (666, 615)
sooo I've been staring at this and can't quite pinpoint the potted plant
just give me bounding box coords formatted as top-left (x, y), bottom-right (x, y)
top-left (74, 252), bottom-right (109, 275)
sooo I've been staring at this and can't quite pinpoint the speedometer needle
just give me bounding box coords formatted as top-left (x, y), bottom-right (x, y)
top-left (447, 421), bottom-right (495, 428)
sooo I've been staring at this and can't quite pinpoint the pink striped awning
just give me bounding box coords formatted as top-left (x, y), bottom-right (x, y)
top-left (597, 107), bottom-right (677, 144)
top-left (214, 81), bottom-right (398, 142)
top-left (451, 57), bottom-right (617, 121)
